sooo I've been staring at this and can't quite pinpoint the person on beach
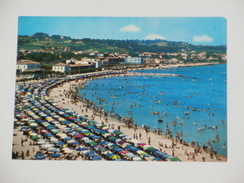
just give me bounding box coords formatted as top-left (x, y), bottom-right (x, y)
top-left (21, 151), bottom-right (25, 160)
top-left (148, 137), bottom-right (151, 145)
top-left (21, 138), bottom-right (24, 146)
top-left (202, 156), bottom-right (206, 162)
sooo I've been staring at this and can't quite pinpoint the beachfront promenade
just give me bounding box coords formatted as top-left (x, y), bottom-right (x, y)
top-left (12, 69), bottom-right (226, 162)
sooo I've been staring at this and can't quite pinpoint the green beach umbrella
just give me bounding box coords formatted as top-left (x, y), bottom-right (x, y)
top-left (88, 141), bottom-right (98, 145)
top-left (145, 147), bottom-right (154, 151)
top-left (31, 136), bottom-right (40, 140)
top-left (170, 158), bottom-right (181, 161)
top-left (115, 131), bottom-right (123, 135)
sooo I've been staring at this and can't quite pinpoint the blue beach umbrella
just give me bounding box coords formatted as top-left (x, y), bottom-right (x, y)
top-left (63, 137), bottom-right (72, 141)
top-left (84, 151), bottom-right (95, 155)
top-left (51, 154), bottom-right (62, 158)
top-left (127, 146), bottom-right (140, 152)
top-left (57, 142), bottom-right (65, 146)
top-left (34, 152), bottom-right (46, 160)
top-left (76, 147), bottom-right (89, 151)
top-left (44, 133), bottom-right (54, 137)
top-left (21, 126), bottom-right (28, 130)
top-left (62, 121), bottom-right (71, 125)
top-left (87, 154), bottom-right (97, 158)
top-left (152, 158), bottom-right (163, 161)
top-left (91, 156), bottom-right (102, 160)
top-left (113, 147), bottom-right (124, 152)
top-left (92, 136), bottom-right (102, 140)
top-left (48, 148), bottom-right (59, 153)
top-left (87, 126), bottom-right (95, 130)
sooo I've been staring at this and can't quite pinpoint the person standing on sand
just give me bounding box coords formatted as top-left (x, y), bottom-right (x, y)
top-left (148, 137), bottom-right (151, 145)
top-left (21, 151), bottom-right (25, 160)
top-left (202, 156), bottom-right (206, 162)
top-left (21, 138), bottom-right (24, 146)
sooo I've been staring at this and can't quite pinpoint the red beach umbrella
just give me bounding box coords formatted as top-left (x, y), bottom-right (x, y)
top-left (120, 150), bottom-right (130, 154)
top-left (75, 134), bottom-right (83, 138)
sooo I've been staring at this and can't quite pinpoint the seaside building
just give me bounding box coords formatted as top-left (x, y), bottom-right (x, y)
top-left (17, 60), bottom-right (41, 72)
top-left (69, 64), bottom-right (95, 71)
top-left (16, 60), bottom-right (45, 78)
top-left (124, 56), bottom-right (143, 64)
top-left (106, 57), bottom-right (123, 64)
top-left (52, 63), bottom-right (70, 73)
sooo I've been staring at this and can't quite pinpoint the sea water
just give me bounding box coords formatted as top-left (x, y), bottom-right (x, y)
top-left (79, 64), bottom-right (227, 157)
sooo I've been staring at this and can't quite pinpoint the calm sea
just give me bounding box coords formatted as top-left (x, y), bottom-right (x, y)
top-left (79, 64), bottom-right (227, 156)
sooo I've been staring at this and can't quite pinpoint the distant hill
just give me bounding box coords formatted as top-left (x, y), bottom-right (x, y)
top-left (17, 33), bottom-right (227, 54)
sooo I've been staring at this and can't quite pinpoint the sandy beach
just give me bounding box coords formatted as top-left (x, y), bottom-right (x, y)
top-left (12, 62), bottom-right (227, 162)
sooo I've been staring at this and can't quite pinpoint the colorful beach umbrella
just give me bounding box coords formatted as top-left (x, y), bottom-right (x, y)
top-left (111, 155), bottom-right (121, 160)
top-left (51, 154), bottom-right (62, 158)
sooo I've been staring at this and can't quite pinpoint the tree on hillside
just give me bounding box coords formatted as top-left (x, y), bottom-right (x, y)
top-left (51, 35), bottom-right (62, 39)
top-left (33, 32), bottom-right (49, 38)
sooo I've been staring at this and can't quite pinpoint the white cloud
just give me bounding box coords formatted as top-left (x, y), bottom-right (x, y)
top-left (145, 34), bottom-right (166, 40)
top-left (120, 25), bottom-right (141, 32)
top-left (193, 35), bottom-right (214, 42)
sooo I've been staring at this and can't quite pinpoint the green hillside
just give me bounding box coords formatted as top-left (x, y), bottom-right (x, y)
top-left (17, 33), bottom-right (227, 55)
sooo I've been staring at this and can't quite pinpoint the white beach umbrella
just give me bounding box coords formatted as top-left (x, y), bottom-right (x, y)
top-left (132, 157), bottom-right (142, 161)
top-left (64, 149), bottom-right (73, 154)
top-left (29, 132), bottom-right (38, 136)
top-left (37, 140), bottom-right (46, 145)
top-left (41, 144), bottom-right (54, 149)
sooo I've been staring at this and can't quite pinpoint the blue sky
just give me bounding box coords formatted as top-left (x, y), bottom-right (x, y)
top-left (18, 17), bottom-right (226, 46)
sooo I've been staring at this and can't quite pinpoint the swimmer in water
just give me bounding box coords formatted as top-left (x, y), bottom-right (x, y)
top-left (222, 143), bottom-right (226, 148)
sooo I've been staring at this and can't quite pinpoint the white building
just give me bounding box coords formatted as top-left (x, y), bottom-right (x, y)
top-left (16, 60), bottom-right (41, 72)
top-left (52, 63), bottom-right (70, 73)
top-left (124, 56), bottom-right (143, 64)
top-left (66, 58), bottom-right (77, 64)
